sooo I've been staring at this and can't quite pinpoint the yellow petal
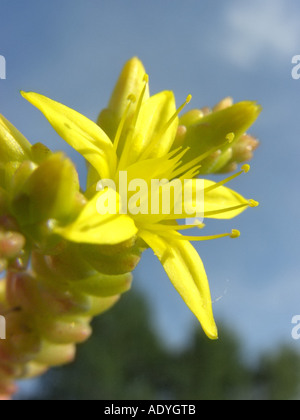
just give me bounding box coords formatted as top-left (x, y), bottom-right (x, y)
top-left (109, 58), bottom-right (149, 118)
top-left (54, 190), bottom-right (138, 245)
top-left (143, 178), bottom-right (249, 224)
top-left (97, 58), bottom-right (150, 155)
top-left (203, 179), bottom-right (250, 219)
top-left (21, 91), bottom-right (116, 179)
top-left (119, 91), bottom-right (178, 168)
top-left (139, 229), bottom-right (218, 339)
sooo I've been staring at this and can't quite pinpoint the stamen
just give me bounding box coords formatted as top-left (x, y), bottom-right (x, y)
top-left (226, 132), bottom-right (235, 143)
top-left (144, 222), bottom-right (205, 232)
top-left (162, 94), bottom-right (192, 135)
top-left (241, 164), bottom-right (250, 173)
top-left (171, 134), bottom-right (237, 180)
top-left (230, 229), bottom-right (240, 238)
top-left (113, 94), bottom-right (136, 152)
top-left (204, 164), bottom-right (251, 194)
top-left (117, 74), bottom-right (149, 168)
top-left (204, 203), bottom-right (250, 216)
top-left (248, 199), bottom-right (259, 207)
top-left (131, 73), bottom-right (149, 129)
top-left (170, 229), bottom-right (241, 241)
top-left (138, 95), bottom-right (193, 162)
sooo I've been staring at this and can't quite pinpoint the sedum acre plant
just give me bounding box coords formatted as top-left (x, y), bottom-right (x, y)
top-left (0, 57), bottom-right (260, 399)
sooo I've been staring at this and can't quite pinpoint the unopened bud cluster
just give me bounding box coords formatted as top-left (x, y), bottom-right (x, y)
top-left (0, 135), bottom-right (144, 398)
top-left (174, 97), bottom-right (260, 174)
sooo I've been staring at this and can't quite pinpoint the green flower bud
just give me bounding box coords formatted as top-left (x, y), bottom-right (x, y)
top-left (36, 317), bottom-right (92, 345)
top-left (174, 101), bottom-right (261, 174)
top-left (30, 142), bottom-right (52, 164)
top-left (31, 245), bottom-right (93, 283)
top-left (6, 272), bottom-right (91, 318)
top-left (0, 231), bottom-right (25, 260)
top-left (216, 134), bottom-right (260, 173)
top-left (33, 341), bottom-right (75, 366)
top-left (0, 311), bottom-right (41, 364)
top-left (0, 114), bottom-right (31, 164)
top-left (74, 272), bottom-right (132, 297)
top-left (20, 362), bottom-right (48, 380)
top-left (87, 295), bottom-right (120, 317)
top-left (80, 240), bottom-right (143, 275)
top-left (26, 152), bottom-right (80, 224)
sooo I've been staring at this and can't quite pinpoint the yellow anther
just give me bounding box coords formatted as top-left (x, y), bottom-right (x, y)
top-left (230, 229), bottom-right (240, 238)
top-left (242, 164), bottom-right (250, 173)
top-left (143, 74), bottom-right (149, 84)
top-left (226, 132), bottom-right (235, 143)
top-left (186, 94), bottom-right (192, 104)
top-left (127, 93), bottom-right (136, 103)
top-left (248, 199), bottom-right (259, 207)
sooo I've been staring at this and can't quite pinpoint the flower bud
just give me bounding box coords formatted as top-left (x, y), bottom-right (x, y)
top-left (6, 272), bottom-right (91, 318)
top-left (36, 317), bottom-right (92, 345)
top-left (173, 101), bottom-right (261, 174)
top-left (80, 241), bottom-right (142, 275)
top-left (0, 114), bottom-right (31, 164)
top-left (33, 341), bottom-right (76, 366)
top-left (21, 362), bottom-right (48, 379)
top-left (26, 152), bottom-right (80, 223)
top-left (75, 272), bottom-right (132, 297)
top-left (31, 245), bottom-right (93, 282)
top-left (87, 295), bottom-right (120, 317)
top-left (0, 311), bottom-right (41, 364)
top-left (30, 142), bottom-right (52, 164)
top-left (0, 231), bottom-right (25, 260)
top-left (97, 57), bottom-right (149, 139)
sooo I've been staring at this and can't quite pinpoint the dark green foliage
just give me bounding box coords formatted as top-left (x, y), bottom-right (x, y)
top-left (28, 291), bottom-right (300, 401)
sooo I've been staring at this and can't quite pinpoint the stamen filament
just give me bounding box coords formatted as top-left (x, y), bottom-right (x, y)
top-left (131, 74), bottom-right (149, 129)
top-left (166, 229), bottom-right (241, 241)
top-left (143, 222), bottom-right (205, 232)
top-left (160, 94), bottom-right (192, 137)
top-left (113, 94), bottom-right (136, 152)
top-left (171, 135), bottom-right (237, 180)
top-left (139, 95), bottom-right (192, 161)
top-left (204, 165), bottom-right (251, 194)
top-left (204, 202), bottom-right (250, 216)
top-left (117, 74), bottom-right (149, 170)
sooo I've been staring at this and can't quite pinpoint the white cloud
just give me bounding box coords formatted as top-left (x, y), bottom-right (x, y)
top-left (221, 0), bottom-right (300, 69)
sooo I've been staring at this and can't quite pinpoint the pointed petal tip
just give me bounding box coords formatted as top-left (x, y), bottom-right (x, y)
top-left (20, 90), bottom-right (36, 104)
top-left (206, 326), bottom-right (219, 341)
top-left (239, 100), bottom-right (262, 118)
top-left (127, 56), bottom-right (144, 66)
top-left (201, 317), bottom-right (219, 340)
top-left (20, 90), bottom-right (29, 99)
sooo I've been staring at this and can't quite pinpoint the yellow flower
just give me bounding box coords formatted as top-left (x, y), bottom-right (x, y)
top-left (21, 57), bottom-right (260, 340)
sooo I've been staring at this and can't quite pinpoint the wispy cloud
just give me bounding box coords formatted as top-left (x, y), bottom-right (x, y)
top-left (221, 0), bottom-right (300, 69)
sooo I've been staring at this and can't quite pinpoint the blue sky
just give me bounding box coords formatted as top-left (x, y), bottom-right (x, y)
top-left (1, 0), bottom-right (300, 360)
